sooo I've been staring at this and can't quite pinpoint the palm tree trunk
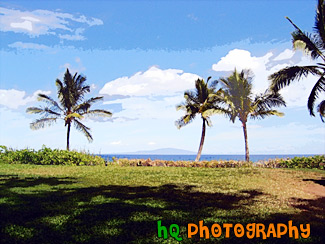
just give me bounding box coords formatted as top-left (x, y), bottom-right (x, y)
top-left (242, 122), bottom-right (249, 162)
top-left (195, 119), bottom-right (206, 162)
top-left (66, 122), bottom-right (71, 151)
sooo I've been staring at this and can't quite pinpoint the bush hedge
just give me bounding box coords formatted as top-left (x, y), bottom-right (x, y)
top-left (112, 155), bottom-right (325, 169)
top-left (1, 146), bottom-right (324, 169)
top-left (255, 155), bottom-right (325, 170)
top-left (0, 145), bottom-right (105, 166)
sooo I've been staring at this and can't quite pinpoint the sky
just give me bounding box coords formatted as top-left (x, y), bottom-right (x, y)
top-left (0, 0), bottom-right (324, 155)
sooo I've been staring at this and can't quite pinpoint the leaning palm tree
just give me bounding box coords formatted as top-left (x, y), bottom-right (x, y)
top-left (26, 68), bottom-right (112, 150)
top-left (269, 0), bottom-right (325, 121)
top-left (176, 77), bottom-right (226, 162)
top-left (219, 69), bottom-right (286, 162)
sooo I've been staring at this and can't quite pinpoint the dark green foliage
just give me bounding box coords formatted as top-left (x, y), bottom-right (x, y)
top-left (0, 145), bottom-right (105, 166)
top-left (258, 155), bottom-right (325, 170)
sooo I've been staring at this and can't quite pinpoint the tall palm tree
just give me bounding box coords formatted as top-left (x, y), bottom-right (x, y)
top-left (219, 69), bottom-right (286, 162)
top-left (176, 77), bottom-right (226, 162)
top-left (26, 68), bottom-right (112, 150)
top-left (269, 0), bottom-right (325, 121)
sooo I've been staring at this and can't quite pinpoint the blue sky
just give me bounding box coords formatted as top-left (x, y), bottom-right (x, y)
top-left (0, 0), bottom-right (324, 155)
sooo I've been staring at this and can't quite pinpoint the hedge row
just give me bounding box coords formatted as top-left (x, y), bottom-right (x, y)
top-left (0, 146), bottom-right (105, 166)
top-left (1, 146), bottom-right (324, 169)
top-left (112, 157), bottom-right (252, 168)
top-left (112, 155), bottom-right (325, 169)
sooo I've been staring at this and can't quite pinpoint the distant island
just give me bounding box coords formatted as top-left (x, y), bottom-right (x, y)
top-left (124, 148), bottom-right (196, 155)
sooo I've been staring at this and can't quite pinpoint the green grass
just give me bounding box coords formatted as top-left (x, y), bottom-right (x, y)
top-left (0, 163), bottom-right (324, 243)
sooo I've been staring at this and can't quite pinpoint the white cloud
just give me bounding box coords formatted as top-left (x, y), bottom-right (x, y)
top-left (59, 28), bottom-right (85, 41)
top-left (99, 66), bottom-right (200, 96)
top-left (8, 41), bottom-right (50, 50)
top-left (99, 67), bottom-right (201, 121)
top-left (273, 49), bottom-right (295, 61)
top-left (211, 48), bottom-right (325, 107)
top-left (110, 140), bottom-right (122, 145)
top-left (0, 89), bottom-right (51, 109)
top-left (212, 49), bottom-right (273, 93)
top-left (10, 20), bottom-right (33, 31)
top-left (0, 7), bottom-right (103, 40)
top-left (212, 49), bottom-right (273, 72)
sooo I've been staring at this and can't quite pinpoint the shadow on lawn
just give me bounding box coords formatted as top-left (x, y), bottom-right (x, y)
top-left (303, 177), bottom-right (325, 187)
top-left (0, 175), bottom-right (324, 244)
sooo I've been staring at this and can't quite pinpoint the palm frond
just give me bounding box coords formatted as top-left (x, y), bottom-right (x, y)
top-left (307, 75), bottom-right (325, 116)
top-left (314, 0), bottom-right (325, 49)
top-left (43, 108), bottom-right (61, 117)
top-left (30, 118), bottom-right (57, 130)
top-left (253, 90), bottom-right (286, 111)
top-left (81, 109), bottom-right (112, 117)
top-left (287, 16), bottom-right (325, 60)
top-left (26, 107), bottom-right (44, 114)
top-left (37, 94), bottom-right (63, 111)
top-left (65, 112), bottom-right (83, 120)
top-left (250, 110), bottom-right (284, 120)
top-left (176, 103), bottom-right (186, 111)
top-left (74, 119), bottom-right (93, 142)
top-left (202, 107), bottom-right (232, 119)
top-left (269, 65), bottom-right (321, 92)
top-left (184, 91), bottom-right (199, 104)
top-left (205, 117), bottom-right (212, 127)
top-left (175, 113), bottom-right (196, 129)
top-left (26, 107), bottom-right (61, 117)
top-left (317, 99), bottom-right (325, 122)
top-left (74, 96), bottom-right (104, 113)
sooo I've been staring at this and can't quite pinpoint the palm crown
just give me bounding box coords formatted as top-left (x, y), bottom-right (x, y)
top-left (26, 68), bottom-right (112, 150)
top-left (269, 0), bottom-right (325, 121)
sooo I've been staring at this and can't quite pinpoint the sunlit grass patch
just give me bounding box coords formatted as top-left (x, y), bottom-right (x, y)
top-left (4, 224), bottom-right (35, 240)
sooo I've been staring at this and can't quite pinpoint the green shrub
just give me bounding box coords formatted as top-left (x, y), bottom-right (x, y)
top-left (0, 145), bottom-right (105, 166)
top-left (260, 155), bottom-right (325, 170)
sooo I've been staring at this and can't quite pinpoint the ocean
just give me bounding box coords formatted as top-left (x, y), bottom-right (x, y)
top-left (99, 154), bottom-right (321, 163)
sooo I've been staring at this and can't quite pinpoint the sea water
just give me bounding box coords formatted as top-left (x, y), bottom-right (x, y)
top-left (99, 154), bottom-right (319, 163)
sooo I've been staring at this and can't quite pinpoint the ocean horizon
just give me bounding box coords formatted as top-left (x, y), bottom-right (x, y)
top-left (99, 154), bottom-right (322, 163)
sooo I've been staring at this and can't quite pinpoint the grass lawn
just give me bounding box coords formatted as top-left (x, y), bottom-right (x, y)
top-left (0, 163), bottom-right (324, 243)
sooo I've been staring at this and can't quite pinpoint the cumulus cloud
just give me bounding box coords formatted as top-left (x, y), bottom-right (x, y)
top-left (212, 49), bottom-right (273, 93)
top-left (211, 48), bottom-right (325, 107)
top-left (0, 89), bottom-right (51, 109)
top-left (273, 49), bottom-right (295, 61)
top-left (99, 67), bottom-right (201, 121)
top-left (0, 7), bottom-right (103, 41)
top-left (99, 66), bottom-right (200, 97)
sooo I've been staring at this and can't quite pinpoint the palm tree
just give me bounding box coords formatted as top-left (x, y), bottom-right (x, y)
top-left (218, 69), bottom-right (286, 162)
top-left (176, 77), bottom-right (226, 162)
top-left (269, 0), bottom-right (325, 121)
top-left (26, 68), bottom-right (112, 150)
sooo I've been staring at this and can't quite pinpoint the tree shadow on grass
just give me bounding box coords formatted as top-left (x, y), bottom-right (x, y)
top-left (0, 174), bottom-right (324, 244)
top-left (303, 177), bottom-right (325, 187)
